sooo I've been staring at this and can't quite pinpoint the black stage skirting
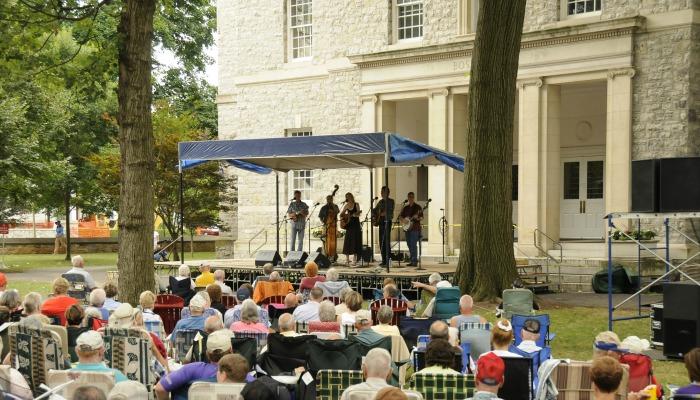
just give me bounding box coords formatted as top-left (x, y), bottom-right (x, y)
top-left (155, 261), bottom-right (455, 301)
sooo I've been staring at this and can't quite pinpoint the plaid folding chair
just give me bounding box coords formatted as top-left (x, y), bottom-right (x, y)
top-left (409, 373), bottom-right (476, 400)
top-left (103, 328), bottom-right (155, 391)
top-left (458, 322), bottom-right (491, 359)
top-left (173, 329), bottom-right (203, 363)
top-left (9, 324), bottom-right (65, 396)
top-left (296, 320), bottom-right (310, 334)
top-left (316, 369), bottom-right (364, 400)
top-left (188, 382), bottom-right (245, 400)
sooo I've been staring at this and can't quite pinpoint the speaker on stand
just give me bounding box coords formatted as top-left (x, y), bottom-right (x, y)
top-left (631, 159), bottom-right (659, 212)
top-left (307, 251), bottom-right (331, 269)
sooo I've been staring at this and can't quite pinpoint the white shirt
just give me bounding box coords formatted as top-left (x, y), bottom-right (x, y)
top-left (517, 340), bottom-right (542, 353)
top-left (292, 301), bottom-right (320, 322)
top-left (65, 267), bottom-right (96, 289)
top-left (153, 231), bottom-right (160, 250)
top-left (340, 377), bottom-right (391, 400)
top-left (340, 312), bottom-right (356, 325)
top-left (216, 281), bottom-right (234, 295)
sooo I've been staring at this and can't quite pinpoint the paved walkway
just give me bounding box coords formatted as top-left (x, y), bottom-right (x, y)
top-left (7, 266), bottom-right (112, 285)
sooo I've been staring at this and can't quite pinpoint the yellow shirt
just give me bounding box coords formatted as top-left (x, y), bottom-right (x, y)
top-left (194, 271), bottom-right (215, 287)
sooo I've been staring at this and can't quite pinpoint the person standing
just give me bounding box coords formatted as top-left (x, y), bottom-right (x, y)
top-left (319, 195), bottom-right (340, 261)
top-left (54, 221), bottom-right (67, 255)
top-left (399, 192), bottom-right (423, 266)
top-left (373, 186), bottom-right (395, 266)
top-left (340, 192), bottom-right (362, 266)
top-left (287, 190), bottom-right (309, 252)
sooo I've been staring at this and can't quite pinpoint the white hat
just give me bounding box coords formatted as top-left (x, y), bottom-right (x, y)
top-left (436, 281), bottom-right (452, 288)
top-left (108, 381), bottom-right (149, 400)
top-left (190, 294), bottom-right (207, 310)
top-left (76, 330), bottom-right (104, 351)
top-left (109, 303), bottom-right (138, 328)
top-left (207, 329), bottom-right (232, 353)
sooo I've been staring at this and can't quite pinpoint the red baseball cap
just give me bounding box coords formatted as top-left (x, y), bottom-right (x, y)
top-left (477, 352), bottom-right (505, 386)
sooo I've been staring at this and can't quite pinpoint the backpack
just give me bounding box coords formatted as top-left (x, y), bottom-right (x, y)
top-left (241, 375), bottom-right (291, 400)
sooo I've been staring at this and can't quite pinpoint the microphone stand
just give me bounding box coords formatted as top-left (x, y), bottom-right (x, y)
top-left (415, 200), bottom-right (431, 271)
top-left (439, 208), bottom-right (448, 264)
top-left (394, 213), bottom-right (404, 268)
top-left (307, 203), bottom-right (320, 254)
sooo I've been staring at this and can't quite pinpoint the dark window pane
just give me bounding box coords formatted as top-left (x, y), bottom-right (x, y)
top-left (564, 162), bottom-right (580, 200)
top-left (586, 161), bottom-right (604, 199)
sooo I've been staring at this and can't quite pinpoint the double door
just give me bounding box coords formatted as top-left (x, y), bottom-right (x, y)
top-left (560, 157), bottom-right (605, 239)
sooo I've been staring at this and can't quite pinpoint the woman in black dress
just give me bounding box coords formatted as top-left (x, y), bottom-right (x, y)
top-left (341, 192), bottom-right (363, 266)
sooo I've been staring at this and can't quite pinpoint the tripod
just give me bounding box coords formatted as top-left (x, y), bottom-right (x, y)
top-left (438, 208), bottom-right (448, 264)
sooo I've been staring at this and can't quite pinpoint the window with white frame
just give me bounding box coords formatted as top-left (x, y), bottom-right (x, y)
top-left (395, 0), bottom-right (423, 41)
top-left (564, 0), bottom-right (601, 17)
top-left (458, 0), bottom-right (479, 35)
top-left (287, 129), bottom-right (313, 202)
top-left (289, 0), bottom-right (312, 60)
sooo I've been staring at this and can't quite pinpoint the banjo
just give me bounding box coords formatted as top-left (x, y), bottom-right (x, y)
top-left (402, 199), bottom-right (430, 232)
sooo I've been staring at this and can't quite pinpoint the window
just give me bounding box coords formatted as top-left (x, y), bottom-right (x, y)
top-left (289, 0), bottom-right (312, 59)
top-left (396, 0), bottom-right (423, 41)
top-left (563, 162), bottom-right (580, 200)
top-left (565, 0), bottom-right (601, 17)
top-left (586, 161), bottom-right (604, 199)
top-left (458, 0), bottom-right (479, 35)
top-left (287, 129), bottom-right (313, 202)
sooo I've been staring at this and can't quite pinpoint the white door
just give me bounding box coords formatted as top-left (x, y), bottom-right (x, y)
top-left (560, 158), bottom-right (605, 239)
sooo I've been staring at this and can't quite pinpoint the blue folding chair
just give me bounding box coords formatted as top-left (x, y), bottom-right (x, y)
top-left (509, 344), bottom-right (551, 390)
top-left (511, 314), bottom-right (554, 347)
top-left (460, 342), bottom-right (472, 374)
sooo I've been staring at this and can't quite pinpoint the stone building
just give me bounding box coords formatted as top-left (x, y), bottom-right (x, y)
top-left (217, 0), bottom-right (700, 260)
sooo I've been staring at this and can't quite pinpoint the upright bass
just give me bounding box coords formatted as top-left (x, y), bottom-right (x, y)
top-left (319, 185), bottom-right (340, 261)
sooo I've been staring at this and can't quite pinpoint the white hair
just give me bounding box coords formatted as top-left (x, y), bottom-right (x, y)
top-left (178, 265), bottom-right (190, 277)
top-left (459, 294), bottom-right (474, 310)
top-left (71, 255), bottom-right (84, 268)
top-left (269, 271), bottom-right (281, 282)
top-left (325, 268), bottom-right (339, 282)
top-left (241, 299), bottom-right (259, 323)
top-left (22, 292), bottom-right (43, 314)
top-left (363, 348), bottom-right (392, 378)
top-left (318, 301), bottom-right (337, 323)
top-left (90, 288), bottom-right (106, 307)
top-left (428, 273), bottom-right (442, 285)
top-left (214, 270), bottom-right (225, 281)
top-left (278, 313), bottom-right (296, 332)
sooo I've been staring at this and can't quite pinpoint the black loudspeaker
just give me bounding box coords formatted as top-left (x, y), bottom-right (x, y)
top-left (631, 159), bottom-right (659, 212)
top-left (283, 251), bottom-right (308, 268)
top-left (307, 252), bottom-right (331, 269)
top-left (663, 282), bottom-right (700, 358)
top-left (361, 246), bottom-right (373, 263)
top-left (659, 157), bottom-right (700, 212)
top-left (255, 250), bottom-right (282, 266)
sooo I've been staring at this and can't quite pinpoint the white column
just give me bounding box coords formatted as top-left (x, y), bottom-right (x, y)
top-left (360, 95), bottom-right (378, 132)
top-left (606, 68), bottom-right (635, 218)
top-left (517, 78), bottom-right (543, 253)
top-left (540, 84), bottom-right (561, 243)
top-left (427, 88), bottom-right (449, 255)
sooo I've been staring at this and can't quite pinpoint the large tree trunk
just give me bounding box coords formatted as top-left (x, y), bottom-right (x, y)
top-left (64, 187), bottom-right (71, 261)
top-left (455, 0), bottom-right (527, 300)
top-left (116, 0), bottom-right (156, 305)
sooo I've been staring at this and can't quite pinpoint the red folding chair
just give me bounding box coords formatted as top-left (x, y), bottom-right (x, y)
top-left (154, 294), bottom-right (184, 334)
top-left (370, 298), bottom-right (409, 325)
top-left (323, 296), bottom-right (342, 305)
top-left (221, 295), bottom-right (237, 309)
top-left (260, 295), bottom-right (286, 305)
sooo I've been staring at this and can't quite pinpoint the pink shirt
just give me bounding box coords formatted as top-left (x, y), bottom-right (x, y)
top-left (230, 321), bottom-right (268, 334)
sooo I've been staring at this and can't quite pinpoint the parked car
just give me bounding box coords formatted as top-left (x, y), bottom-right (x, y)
top-left (196, 226), bottom-right (220, 236)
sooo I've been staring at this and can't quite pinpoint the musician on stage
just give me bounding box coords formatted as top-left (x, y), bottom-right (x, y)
top-left (319, 195), bottom-right (340, 260)
top-left (287, 190), bottom-right (309, 252)
top-left (399, 192), bottom-right (423, 267)
top-left (340, 192), bottom-right (362, 267)
top-left (372, 186), bottom-right (395, 267)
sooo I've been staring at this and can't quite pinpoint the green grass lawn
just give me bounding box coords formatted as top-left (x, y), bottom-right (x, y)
top-left (1, 251), bottom-right (217, 272)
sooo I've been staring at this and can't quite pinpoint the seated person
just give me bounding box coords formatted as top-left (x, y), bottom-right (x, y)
top-left (414, 339), bottom-right (461, 376)
top-left (213, 269), bottom-right (234, 296)
top-left (223, 287), bottom-right (270, 328)
top-left (70, 331), bottom-right (128, 382)
top-left (230, 299), bottom-right (269, 333)
top-left (170, 265), bottom-right (195, 302)
top-left (217, 353), bottom-right (249, 383)
top-left (87, 288), bottom-right (110, 320)
top-left (308, 301), bottom-right (341, 335)
top-left (139, 290), bottom-right (164, 336)
top-left (185, 315), bottom-right (223, 363)
top-left (277, 313), bottom-right (300, 337)
top-left (283, 293), bottom-right (299, 309)
top-left (372, 305), bottom-right (400, 336)
top-left (353, 310), bottom-right (385, 345)
top-left (314, 268), bottom-right (349, 298)
top-left (21, 292), bottom-right (47, 322)
top-left (40, 277), bottom-right (79, 325)
top-left (430, 320), bottom-right (462, 350)
top-left (299, 261), bottom-right (326, 293)
top-left (374, 387), bottom-right (409, 400)
top-left (0, 290), bottom-right (22, 319)
top-left (207, 284), bottom-right (226, 315)
top-left (340, 348), bottom-right (392, 400)
top-left (590, 356), bottom-right (624, 400)
top-left (675, 347), bottom-right (700, 395)
top-left (155, 330), bottom-right (232, 400)
top-left (482, 319), bottom-right (521, 359)
top-left (180, 291), bottom-right (222, 319)
top-left (65, 304), bottom-right (89, 363)
top-left (103, 282), bottom-right (122, 312)
top-left (411, 273), bottom-right (448, 317)
top-left (252, 271), bottom-right (294, 304)
top-left (338, 290), bottom-right (363, 325)
top-left (293, 287), bottom-right (322, 322)
top-left (593, 331), bottom-right (624, 360)
top-left (517, 318), bottom-right (543, 353)
top-left (171, 294), bottom-right (208, 343)
top-left (372, 278), bottom-right (410, 302)
top-left (467, 352), bottom-right (506, 400)
top-left (334, 287), bottom-right (352, 316)
top-left (252, 263), bottom-right (275, 289)
top-left (194, 263), bottom-right (215, 287)
top-left (450, 294), bottom-right (487, 328)
top-left (65, 255), bottom-right (97, 290)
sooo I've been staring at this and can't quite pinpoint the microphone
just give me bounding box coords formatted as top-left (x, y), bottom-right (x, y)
top-left (373, 196), bottom-right (379, 201)
top-left (440, 208), bottom-right (445, 211)
top-left (314, 202), bottom-right (320, 206)
top-left (426, 198), bottom-right (432, 203)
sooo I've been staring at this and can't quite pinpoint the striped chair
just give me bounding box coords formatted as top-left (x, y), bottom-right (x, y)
top-left (9, 324), bottom-right (65, 396)
top-left (47, 370), bottom-right (116, 399)
top-left (221, 295), bottom-right (237, 309)
top-left (316, 369), bottom-right (364, 400)
top-left (550, 360), bottom-right (629, 400)
top-left (103, 328), bottom-right (155, 391)
top-left (342, 323), bottom-right (357, 338)
top-left (296, 320), bottom-right (310, 333)
top-left (323, 296), bottom-right (342, 305)
top-left (260, 295), bottom-right (287, 305)
top-left (408, 373), bottom-right (476, 400)
top-left (369, 298), bottom-right (409, 325)
top-left (188, 382), bottom-right (245, 400)
top-left (173, 329), bottom-right (203, 363)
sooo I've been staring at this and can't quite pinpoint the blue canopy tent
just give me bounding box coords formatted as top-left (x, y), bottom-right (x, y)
top-left (177, 132), bottom-right (465, 271)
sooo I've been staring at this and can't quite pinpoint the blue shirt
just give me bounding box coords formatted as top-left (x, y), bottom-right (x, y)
top-left (170, 315), bottom-right (206, 341)
top-left (104, 298), bottom-right (122, 311)
top-left (56, 225), bottom-right (64, 236)
top-left (71, 362), bottom-right (128, 382)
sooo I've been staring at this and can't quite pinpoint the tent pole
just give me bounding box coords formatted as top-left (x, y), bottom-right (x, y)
top-left (369, 169), bottom-right (374, 260)
top-left (179, 170), bottom-right (185, 264)
top-left (384, 167), bottom-right (390, 274)
top-left (276, 173), bottom-right (280, 255)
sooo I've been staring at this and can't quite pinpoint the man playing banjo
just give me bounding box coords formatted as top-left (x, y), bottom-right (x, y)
top-left (287, 190), bottom-right (309, 252)
top-left (399, 192), bottom-right (423, 267)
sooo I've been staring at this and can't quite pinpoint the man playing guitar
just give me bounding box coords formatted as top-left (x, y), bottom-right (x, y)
top-left (287, 190), bottom-right (309, 252)
top-left (399, 192), bottom-right (423, 266)
top-left (372, 186), bottom-right (395, 267)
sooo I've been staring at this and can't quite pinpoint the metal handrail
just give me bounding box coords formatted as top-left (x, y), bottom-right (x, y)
top-left (248, 228), bottom-right (268, 256)
top-left (533, 228), bottom-right (563, 263)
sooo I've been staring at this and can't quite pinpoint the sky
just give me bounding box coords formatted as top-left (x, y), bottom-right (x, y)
top-left (155, 35), bottom-right (219, 86)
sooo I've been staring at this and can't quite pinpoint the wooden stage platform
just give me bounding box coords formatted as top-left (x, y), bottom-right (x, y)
top-left (155, 258), bottom-right (458, 300)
